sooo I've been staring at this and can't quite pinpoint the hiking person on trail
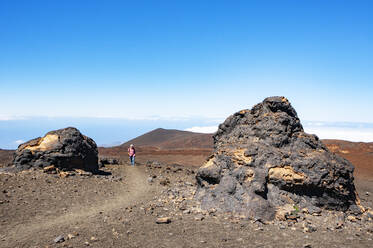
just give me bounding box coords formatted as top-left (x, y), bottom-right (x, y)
top-left (128, 144), bottom-right (136, 166)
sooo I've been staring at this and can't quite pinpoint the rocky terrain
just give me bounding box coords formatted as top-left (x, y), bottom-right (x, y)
top-left (0, 160), bottom-right (372, 248)
top-left (1, 98), bottom-right (372, 247)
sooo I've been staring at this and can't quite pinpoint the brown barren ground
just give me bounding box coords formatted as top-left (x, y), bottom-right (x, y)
top-left (1, 130), bottom-right (372, 247)
top-left (1, 161), bottom-right (372, 248)
top-left (0, 149), bottom-right (13, 167)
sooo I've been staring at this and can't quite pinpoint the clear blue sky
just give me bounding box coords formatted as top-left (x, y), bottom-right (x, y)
top-left (1, 1), bottom-right (373, 125)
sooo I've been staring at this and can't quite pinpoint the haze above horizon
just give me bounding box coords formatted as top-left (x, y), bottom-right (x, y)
top-left (1, 0), bottom-right (373, 147)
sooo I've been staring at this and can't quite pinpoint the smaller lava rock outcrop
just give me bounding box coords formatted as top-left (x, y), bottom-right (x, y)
top-left (99, 157), bottom-right (119, 167)
top-left (13, 127), bottom-right (98, 172)
top-left (195, 96), bottom-right (363, 221)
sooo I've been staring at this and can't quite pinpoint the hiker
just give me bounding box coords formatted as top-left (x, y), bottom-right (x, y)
top-left (128, 144), bottom-right (136, 166)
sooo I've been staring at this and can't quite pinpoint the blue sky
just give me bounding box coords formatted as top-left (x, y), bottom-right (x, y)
top-left (1, 0), bottom-right (373, 148)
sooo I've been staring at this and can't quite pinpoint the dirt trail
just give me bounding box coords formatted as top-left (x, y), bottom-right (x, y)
top-left (2, 165), bottom-right (152, 246)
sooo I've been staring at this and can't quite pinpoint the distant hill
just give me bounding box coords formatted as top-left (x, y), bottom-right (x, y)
top-left (120, 128), bottom-right (213, 150)
top-left (98, 128), bottom-right (213, 157)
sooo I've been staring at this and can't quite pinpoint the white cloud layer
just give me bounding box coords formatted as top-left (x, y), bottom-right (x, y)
top-left (185, 124), bottom-right (373, 142)
top-left (304, 127), bottom-right (373, 142)
top-left (14, 140), bottom-right (25, 145)
top-left (0, 115), bottom-right (27, 121)
top-left (185, 126), bottom-right (218, 133)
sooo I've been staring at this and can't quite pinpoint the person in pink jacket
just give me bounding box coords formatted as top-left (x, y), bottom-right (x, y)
top-left (128, 144), bottom-right (136, 166)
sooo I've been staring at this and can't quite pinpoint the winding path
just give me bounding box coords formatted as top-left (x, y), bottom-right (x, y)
top-left (2, 165), bottom-right (152, 246)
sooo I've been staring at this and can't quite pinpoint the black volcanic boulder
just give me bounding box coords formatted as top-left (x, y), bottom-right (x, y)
top-left (13, 127), bottom-right (98, 172)
top-left (195, 96), bottom-right (363, 221)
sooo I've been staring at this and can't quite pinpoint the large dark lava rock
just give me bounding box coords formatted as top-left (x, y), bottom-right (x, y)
top-left (13, 127), bottom-right (98, 172)
top-left (195, 96), bottom-right (362, 220)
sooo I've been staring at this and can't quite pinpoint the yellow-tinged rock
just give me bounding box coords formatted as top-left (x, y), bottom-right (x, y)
top-left (268, 166), bottom-right (305, 184)
top-left (275, 204), bottom-right (294, 221)
top-left (24, 134), bottom-right (59, 152)
top-left (59, 171), bottom-right (72, 178)
top-left (156, 217), bottom-right (171, 224)
top-left (347, 215), bottom-right (357, 222)
top-left (43, 165), bottom-right (55, 173)
top-left (201, 157), bottom-right (215, 169)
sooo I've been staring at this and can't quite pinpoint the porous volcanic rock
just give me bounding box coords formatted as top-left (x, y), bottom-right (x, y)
top-left (195, 96), bottom-right (362, 221)
top-left (12, 127), bottom-right (98, 172)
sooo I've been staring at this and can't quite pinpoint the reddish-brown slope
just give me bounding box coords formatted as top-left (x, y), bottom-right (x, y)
top-left (0, 149), bottom-right (14, 167)
top-left (323, 139), bottom-right (373, 179)
top-left (120, 128), bottom-right (213, 150)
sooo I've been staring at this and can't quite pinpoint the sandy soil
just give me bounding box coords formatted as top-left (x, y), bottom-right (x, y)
top-left (1, 160), bottom-right (372, 248)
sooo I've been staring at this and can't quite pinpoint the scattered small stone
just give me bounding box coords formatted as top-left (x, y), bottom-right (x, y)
top-left (194, 215), bottom-right (204, 221)
top-left (336, 222), bottom-right (344, 229)
top-left (75, 169), bottom-right (93, 177)
top-left (302, 223), bottom-right (317, 233)
top-left (54, 235), bottom-right (65, 243)
top-left (286, 214), bottom-right (298, 221)
top-left (208, 208), bottom-right (217, 214)
top-left (304, 244), bottom-right (312, 248)
top-left (307, 206), bottom-right (322, 215)
top-left (43, 165), bottom-right (56, 174)
top-left (347, 215), bottom-right (357, 222)
top-left (366, 192), bottom-right (370, 196)
top-left (59, 171), bottom-right (72, 178)
top-left (112, 229), bottom-right (119, 236)
top-left (111, 176), bottom-right (123, 182)
top-left (156, 217), bottom-right (171, 224)
top-left (365, 210), bottom-right (373, 219)
top-left (183, 209), bottom-right (191, 214)
top-left (90, 236), bottom-right (98, 242)
top-left (185, 182), bottom-right (193, 186)
top-left (147, 177), bottom-right (154, 183)
top-left (84, 241), bottom-right (90, 246)
top-left (67, 233), bottom-right (76, 240)
top-left (160, 178), bottom-right (170, 186)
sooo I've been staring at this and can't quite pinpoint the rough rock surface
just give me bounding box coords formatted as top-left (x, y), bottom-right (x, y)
top-left (12, 127), bottom-right (98, 172)
top-left (195, 96), bottom-right (362, 221)
top-left (99, 157), bottom-right (119, 167)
